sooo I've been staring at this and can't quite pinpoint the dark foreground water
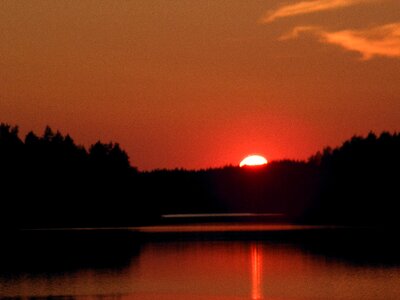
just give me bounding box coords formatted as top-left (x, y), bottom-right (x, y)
top-left (1, 224), bottom-right (400, 300)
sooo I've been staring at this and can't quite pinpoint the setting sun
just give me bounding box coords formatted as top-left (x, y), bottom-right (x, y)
top-left (239, 155), bottom-right (268, 167)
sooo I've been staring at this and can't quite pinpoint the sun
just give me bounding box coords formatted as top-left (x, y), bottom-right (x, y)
top-left (240, 155), bottom-right (268, 167)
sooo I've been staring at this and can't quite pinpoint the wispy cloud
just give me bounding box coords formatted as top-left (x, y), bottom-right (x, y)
top-left (261, 0), bottom-right (371, 23)
top-left (279, 26), bottom-right (322, 40)
top-left (282, 23), bottom-right (400, 59)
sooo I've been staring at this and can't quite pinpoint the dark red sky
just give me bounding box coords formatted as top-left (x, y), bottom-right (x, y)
top-left (1, 0), bottom-right (400, 170)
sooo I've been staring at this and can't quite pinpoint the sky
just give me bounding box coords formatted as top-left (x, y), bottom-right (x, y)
top-left (1, 0), bottom-right (399, 170)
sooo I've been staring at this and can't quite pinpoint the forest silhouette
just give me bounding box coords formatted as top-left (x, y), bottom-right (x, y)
top-left (1, 123), bottom-right (399, 229)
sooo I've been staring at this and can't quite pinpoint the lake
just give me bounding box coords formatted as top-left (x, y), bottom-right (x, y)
top-left (1, 224), bottom-right (400, 299)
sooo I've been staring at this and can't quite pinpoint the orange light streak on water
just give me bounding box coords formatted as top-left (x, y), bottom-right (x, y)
top-left (251, 244), bottom-right (262, 299)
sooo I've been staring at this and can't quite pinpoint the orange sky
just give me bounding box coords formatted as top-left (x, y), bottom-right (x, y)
top-left (1, 0), bottom-right (400, 170)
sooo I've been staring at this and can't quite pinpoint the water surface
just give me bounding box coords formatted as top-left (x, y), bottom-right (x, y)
top-left (1, 224), bottom-right (400, 299)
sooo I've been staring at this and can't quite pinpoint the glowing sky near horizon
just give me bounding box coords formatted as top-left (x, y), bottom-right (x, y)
top-left (1, 0), bottom-right (399, 170)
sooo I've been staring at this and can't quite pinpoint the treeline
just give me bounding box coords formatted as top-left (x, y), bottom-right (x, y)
top-left (306, 132), bottom-right (400, 225)
top-left (138, 161), bottom-right (318, 219)
top-left (0, 124), bottom-right (154, 228)
top-left (1, 123), bottom-right (399, 228)
top-left (136, 131), bottom-right (400, 226)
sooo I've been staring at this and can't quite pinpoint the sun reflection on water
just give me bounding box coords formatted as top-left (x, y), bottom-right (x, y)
top-left (251, 244), bottom-right (262, 299)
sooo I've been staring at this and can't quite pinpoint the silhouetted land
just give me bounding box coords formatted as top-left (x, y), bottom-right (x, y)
top-left (1, 123), bottom-right (399, 229)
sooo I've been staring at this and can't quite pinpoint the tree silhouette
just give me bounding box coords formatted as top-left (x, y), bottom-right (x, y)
top-left (0, 122), bottom-right (399, 229)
